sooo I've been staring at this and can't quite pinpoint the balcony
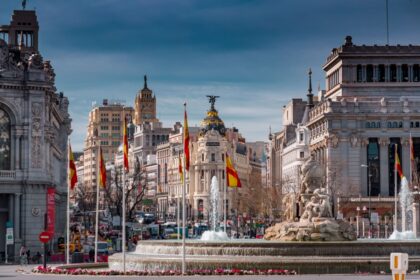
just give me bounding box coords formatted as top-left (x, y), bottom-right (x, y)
top-left (0, 170), bottom-right (16, 179)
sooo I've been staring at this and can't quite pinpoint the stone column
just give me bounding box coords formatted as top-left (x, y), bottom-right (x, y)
top-left (397, 64), bottom-right (402, 82)
top-left (362, 65), bottom-right (367, 82)
top-left (409, 64), bottom-right (414, 82)
top-left (379, 138), bottom-right (390, 196)
top-left (413, 203), bottom-right (419, 237)
top-left (385, 65), bottom-right (390, 82)
top-left (360, 139), bottom-right (368, 196)
top-left (402, 138), bottom-right (410, 181)
top-left (14, 194), bottom-right (21, 239)
top-left (8, 195), bottom-right (14, 224)
top-left (373, 65), bottom-right (378, 82)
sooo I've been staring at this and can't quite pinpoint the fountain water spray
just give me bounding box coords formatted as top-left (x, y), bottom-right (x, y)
top-left (389, 177), bottom-right (416, 240)
top-left (201, 176), bottom-right (229, 241)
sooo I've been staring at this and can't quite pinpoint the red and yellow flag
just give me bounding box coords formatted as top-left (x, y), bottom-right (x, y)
top-left (178, 155), bottom-right (184, 183)
top-left (226, 153), bottom-right (241, 188)
top-left (68, 143), bottom-right (78, 190)
top-left (99, 147), bottom-right (107, 188)
top-left (395, 146), bottom-right (404, 179)
top-left (183, 104), bottom-right (190, 171)
top-left (123, 117), bottom-right (129, 171)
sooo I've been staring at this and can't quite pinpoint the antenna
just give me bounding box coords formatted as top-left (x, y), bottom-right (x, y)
top-left (386, 0), bottom-right (389, 44)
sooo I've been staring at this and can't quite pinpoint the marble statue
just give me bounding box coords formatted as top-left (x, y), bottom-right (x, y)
top-left (264, 155), bottom-right (356, 241)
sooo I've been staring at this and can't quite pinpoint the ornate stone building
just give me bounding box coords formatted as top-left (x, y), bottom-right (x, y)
top-left (0, 9), bottom-right (71, 257)
top-left (270, 36), bottom-right (420, 236)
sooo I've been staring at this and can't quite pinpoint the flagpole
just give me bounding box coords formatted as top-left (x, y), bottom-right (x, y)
top-left (410, 132), bottom-right (413, 187)
top-left (177, 151), bottom-right (181, 241)
top-left (224, 156), bottom-right (227, 233)
top-left (94, 146), bottom-right (100, 263)
top-left (182, 103), bottom-right (187, 275)
top-left (394, 144), bottom-right (398, 232)
top-left (122, 114), bottom-right (127, 274)
top-left (66, 138), bottom-right (70, 264)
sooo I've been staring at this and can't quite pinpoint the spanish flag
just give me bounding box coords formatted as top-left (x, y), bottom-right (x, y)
top-left (395, 145), bottom-right (404, 179)
top-left (123, 117), bottom-right (129, 171)
top-left (68, 143), bottom-right (78, 190)
top-left (99, 147), bottom-right (107, 188)
top-left (178, 155), bottom-right (184, 183)
top-left (183, 104), bottom-right (190, 171)
top-left (226, 153), bottom-right (241, 188)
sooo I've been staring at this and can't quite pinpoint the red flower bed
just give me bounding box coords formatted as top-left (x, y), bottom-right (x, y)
top-left (32, 266), bottom-right (296, 276)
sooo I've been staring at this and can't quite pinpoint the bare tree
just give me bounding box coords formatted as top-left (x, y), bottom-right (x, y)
top-left (74, 183), bottom-right (96, 229)
top-left (103, 160), bottom-right (147, 223)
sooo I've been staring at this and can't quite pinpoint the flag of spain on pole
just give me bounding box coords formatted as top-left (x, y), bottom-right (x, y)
top-left (123, 117), bottom-right (129, 171)
top-left (226, 153), bottom-right (241, 188)
top-left (183, 103), bottom-right (190, 171)
top-left (99, 147), bottom-right (107, 188)
top-left (179, 154), bottom-right (184, 183)
top-left (69, 143), bottom-right (78, 190)
top-left (395, 147), bottom-right (404, 179)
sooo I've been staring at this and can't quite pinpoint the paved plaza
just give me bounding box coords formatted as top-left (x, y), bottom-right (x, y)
top-left (0, 266), bottom-right (419, 280)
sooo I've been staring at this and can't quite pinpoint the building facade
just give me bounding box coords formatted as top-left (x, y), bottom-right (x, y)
top-left (0, 9), bottom-right (71, 257)
top-left (83, 101), bottom-right (133, 190)
top-left (270, 36), bottom-right (420, 236)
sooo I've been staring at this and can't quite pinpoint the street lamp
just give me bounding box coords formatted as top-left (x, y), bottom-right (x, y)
top-left (361, 164), bottom-right (372, 238)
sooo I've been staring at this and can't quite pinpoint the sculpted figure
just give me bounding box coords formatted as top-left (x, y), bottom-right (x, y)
top-left (301, 196), bottom-right (320, 222)
top-left (313, 187), bottom-right (333, 218)
top-left (300, 154), bottom-right (325, 194)
top-left (282, 193), bottom-right (296, 222)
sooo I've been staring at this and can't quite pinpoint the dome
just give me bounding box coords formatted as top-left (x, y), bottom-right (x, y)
top-left (200, 96), bottom-right (226, 137)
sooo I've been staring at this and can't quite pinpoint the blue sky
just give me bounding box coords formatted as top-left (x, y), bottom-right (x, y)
top-left (1, 0), bottom-right (420, 151)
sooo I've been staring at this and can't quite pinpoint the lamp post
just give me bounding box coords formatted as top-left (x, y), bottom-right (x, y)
top-left (362, 205), bottom-right (367, 238)
top-left (356, 206), bottom-right (360, 238)
top-left (361, 164), bottom-right (372, 238)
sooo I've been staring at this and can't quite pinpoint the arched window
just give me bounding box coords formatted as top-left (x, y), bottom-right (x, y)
top-left (366, 122), bottom-right (371, 128)
top-left (0, 108), bottom-right (11, 170)
top-left (371, 122), bottom-right (376, 128)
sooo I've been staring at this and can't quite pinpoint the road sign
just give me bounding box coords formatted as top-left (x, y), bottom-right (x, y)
top-left (6, 228), bottom-right (13, 245)
top-left (39, 231), bottom-right (52, 243)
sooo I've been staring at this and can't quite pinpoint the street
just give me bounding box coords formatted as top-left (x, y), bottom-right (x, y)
top-left (1, 266), bottom-right (420, 280)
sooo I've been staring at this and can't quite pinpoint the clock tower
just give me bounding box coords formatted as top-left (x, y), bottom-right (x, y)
top-left (134, 75), bottom-right (159, 125)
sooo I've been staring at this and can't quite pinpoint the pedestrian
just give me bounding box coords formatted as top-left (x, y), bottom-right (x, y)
top-left (26, 249), bottom-right (31, 264)
top-left (19, 245), bottom-right (27, 265)
top-left (89, 248), bottom-right (94, 262)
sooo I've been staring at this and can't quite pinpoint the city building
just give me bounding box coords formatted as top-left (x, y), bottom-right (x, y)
top-left (83, 100), bottom-right (133, 191)
top-left (269, 36), bottom-right (420, 236)
top-left (134, 75), bottom-right (158, 125)
top-left (0, 8), bottom-right (71, 257)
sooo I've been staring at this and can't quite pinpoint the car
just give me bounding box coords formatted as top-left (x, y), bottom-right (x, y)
top-left (97, 241), bottom-right (110, 255)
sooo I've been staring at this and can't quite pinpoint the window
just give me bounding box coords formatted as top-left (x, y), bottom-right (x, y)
top-left (390, 64), bottom-right (397, 82)
top-left (222, 170), bottom-right (225, 179)
top-left (378, 64), bottom-right (385, 82)
top-left (100, 133), bottom-right (108, 137)
top-left (367, 138), bottom-right (380, 196)
top-left (222, 153), bottom-right (225, 162)
top-left (299, 132), bottom-right (304, 142)
top-left (357, 65), bottom-right (362, 82)
top-left (100, 126), bottom-right (109, 130)
top-left (211, 153), bottom-right (215, 162)
top-left (0, 108), bottom-right (11, 170)
top-left (201, 170), bottom-right (204, 179)
top-left (414, 64), bottom-right (420, 82)
top-left (300, 151), bottom-right (304, 158)
top-left (112, 126), bottom-right (120, 131)
top-left (402, 64), bottom-right (409, 82)
top-left (100, 141), bottom-right (109, 145)
top-left (366, 64), bottom-right (373, 82)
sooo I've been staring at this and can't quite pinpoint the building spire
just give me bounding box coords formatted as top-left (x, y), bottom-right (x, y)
top-left (22, 0), bottom-right (27, 10)
top-left (307, 68), bottom-right (314, 109)
top-left (143, 75), bottom-right (148, 89)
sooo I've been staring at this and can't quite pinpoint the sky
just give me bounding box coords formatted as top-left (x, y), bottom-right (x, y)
top-left (1, 0), bottom-right (420, 151)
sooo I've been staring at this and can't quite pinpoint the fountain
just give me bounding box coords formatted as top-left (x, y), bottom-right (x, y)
top-left (265, 155), bottom-right (356, 241)
top-left (200, 176), bottom-right (229, 241)
top-left (107, 156), bottom-right (420, 273)
top-left (389, 176), bottom-right (416, 240)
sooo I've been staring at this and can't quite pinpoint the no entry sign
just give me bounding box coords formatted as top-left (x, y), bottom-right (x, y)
top-left (39, 231), bottom-right (52, 243)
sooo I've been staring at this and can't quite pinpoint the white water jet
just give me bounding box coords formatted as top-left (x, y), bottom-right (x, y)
top-left (201, 176), bottom-right (229, 241)
top-left (389, 177), bottom-right (416, 240)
